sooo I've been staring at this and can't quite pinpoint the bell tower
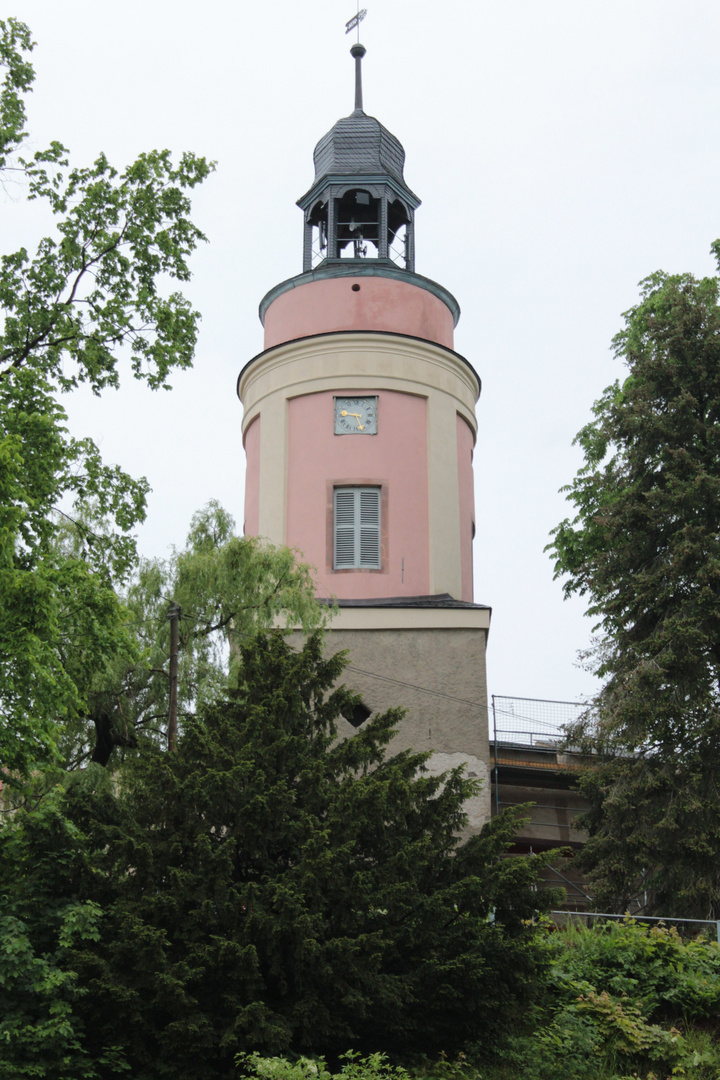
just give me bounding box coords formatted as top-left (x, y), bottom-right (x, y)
top-left (238, 43), bottom-right (491, 829)
top-left (299, 44), bottom-right (418, 273)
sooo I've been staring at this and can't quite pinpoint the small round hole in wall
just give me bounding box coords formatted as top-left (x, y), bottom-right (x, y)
top-left (351, 283), bottom-right (361, 292)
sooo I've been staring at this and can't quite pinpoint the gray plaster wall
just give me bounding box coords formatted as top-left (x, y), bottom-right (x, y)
top-left (326, 626), bottom-right (488, 752)
top-left (316, 625), bottom-right (492, 826)
top-left (424, 752), bottom-right (491, 834)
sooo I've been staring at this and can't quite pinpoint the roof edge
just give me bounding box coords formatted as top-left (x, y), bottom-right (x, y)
top-left (328, 593), bottom-right (491, 610)
top-left (297, 172), bottom-right (420, 212)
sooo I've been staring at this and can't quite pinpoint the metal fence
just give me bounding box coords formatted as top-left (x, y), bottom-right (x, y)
top-left (551, 909), bottom-right (720, 944)
top-left (492, 694), bottom-right (588, 749)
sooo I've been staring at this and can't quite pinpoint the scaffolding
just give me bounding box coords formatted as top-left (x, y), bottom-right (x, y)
top-left (490, 695), bottom-right (593, 909)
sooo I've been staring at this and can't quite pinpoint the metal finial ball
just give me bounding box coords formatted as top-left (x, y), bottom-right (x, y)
top-left (350, 43), bottom-right (367, 59)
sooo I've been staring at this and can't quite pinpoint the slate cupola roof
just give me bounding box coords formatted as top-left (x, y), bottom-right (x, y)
top-left (311, 113), bottom-right (408, 189)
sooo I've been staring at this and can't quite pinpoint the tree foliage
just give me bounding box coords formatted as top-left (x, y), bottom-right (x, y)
top-left (0, 18), bottom-right (213, 779)
top-left (71, 501), bottom-right (326, 770)
top-left (547, 245), bottom-right (720, 916)
top-left (0, 633), bottom-right (558, 1077)
top-left (0, 785), bottom-right (125, 1079)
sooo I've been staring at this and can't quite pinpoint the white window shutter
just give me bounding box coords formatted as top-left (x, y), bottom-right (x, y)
top-left (334, 487), bottom-right (381, 569)
top-left (358, 488), bottom-right (380, 567)
top-left (334, 489), bottom-right (356, 568)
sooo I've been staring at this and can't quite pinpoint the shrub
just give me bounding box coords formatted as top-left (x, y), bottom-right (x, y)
top-left (497, 919), bottom-right (720, 1080)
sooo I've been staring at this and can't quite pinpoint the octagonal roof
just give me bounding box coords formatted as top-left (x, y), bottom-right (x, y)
top-left (311, 110), bottom-right (407, 188)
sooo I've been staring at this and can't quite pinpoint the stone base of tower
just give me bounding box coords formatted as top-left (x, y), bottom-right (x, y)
top-left (317, 595), bottom-right (492, 835)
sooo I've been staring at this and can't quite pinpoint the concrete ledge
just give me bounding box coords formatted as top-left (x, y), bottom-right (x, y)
top-left (329, 605), bottom-right (491, 631)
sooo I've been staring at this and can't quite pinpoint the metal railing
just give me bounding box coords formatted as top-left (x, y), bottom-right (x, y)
top-left (491, 695), bottom-right (590, 817)
top-left (551, 909), bottom-right (720, 945)
top-left (492, 694), bottom-right (588, 749)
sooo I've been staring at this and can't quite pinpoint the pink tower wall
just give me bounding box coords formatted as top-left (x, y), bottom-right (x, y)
top-left (287, 390), bottom-right (430, 599)
top-left (263, 276), bottom-right (455, 350)
top-left (242, 275), bottom-right (478, 601)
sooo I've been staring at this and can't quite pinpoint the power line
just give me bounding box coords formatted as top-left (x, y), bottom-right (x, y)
top-left (155, 594), bottom-right (502, 715)
top-left (344, 664), bottom-right (489, 712)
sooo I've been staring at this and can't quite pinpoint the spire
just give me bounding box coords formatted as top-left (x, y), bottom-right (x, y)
top-left (350, 43), bottom-right (366, 115)
top-left (297, 22), bottom-right (421, 274)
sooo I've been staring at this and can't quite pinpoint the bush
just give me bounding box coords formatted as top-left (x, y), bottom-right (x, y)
top-left (237, 1051), bottom-right (409, 1080)
top-left (548, 919), bottom-right (720, 1020)
top-left (497, 919), bottom-right (720, 1080)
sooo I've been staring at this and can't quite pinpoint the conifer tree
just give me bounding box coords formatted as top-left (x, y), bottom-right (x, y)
top-left (0, 632), bottom-right (557, 1076)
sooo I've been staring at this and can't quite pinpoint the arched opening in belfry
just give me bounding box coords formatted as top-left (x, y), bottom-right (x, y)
top-left (388, 198), bottom-right (411, 268)
top-left (337, 189), bottom-right (380, 259)
top-left (307, 199), bottom-right (328, 268)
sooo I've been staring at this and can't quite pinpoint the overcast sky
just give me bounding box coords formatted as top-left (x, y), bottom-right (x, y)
top-left (6, 0), bottom-right (720, 707)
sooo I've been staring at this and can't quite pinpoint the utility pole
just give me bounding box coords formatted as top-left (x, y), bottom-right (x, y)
top-left (167, 601), bottom-right (181, 752)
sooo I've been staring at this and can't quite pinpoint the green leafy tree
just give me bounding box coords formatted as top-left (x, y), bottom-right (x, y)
top-left (74, 501), bottom-right (326, 769)
top-left (547, 244), bottom-right (720, 916)
top-left (0, 18), bottom-right (213, 779)
top-left (0, 783), bottom-right (128, 1079)
top-left (0, 633), bottom-right (558, 1077)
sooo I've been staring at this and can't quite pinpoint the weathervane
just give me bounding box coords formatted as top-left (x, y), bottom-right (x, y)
top-left (345, 2), bottom-right (367, 42)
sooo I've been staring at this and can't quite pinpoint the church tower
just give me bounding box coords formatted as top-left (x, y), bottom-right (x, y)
top-left (238, 43), bottom-right (491, 827)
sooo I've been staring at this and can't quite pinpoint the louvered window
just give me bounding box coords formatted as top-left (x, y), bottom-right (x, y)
top-left (334, 487), bottom-right (381, 569)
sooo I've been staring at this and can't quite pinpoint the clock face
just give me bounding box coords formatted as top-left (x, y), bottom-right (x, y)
top-left (334, 396), bottom-right (378, 435)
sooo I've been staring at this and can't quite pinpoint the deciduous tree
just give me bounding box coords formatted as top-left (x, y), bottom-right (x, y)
top-left (75, 501), bottom-right (326, 768)
top-left (548, 245), bottom-right (720, 916)
top-left (0, 18), bottom-right (213, 779)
